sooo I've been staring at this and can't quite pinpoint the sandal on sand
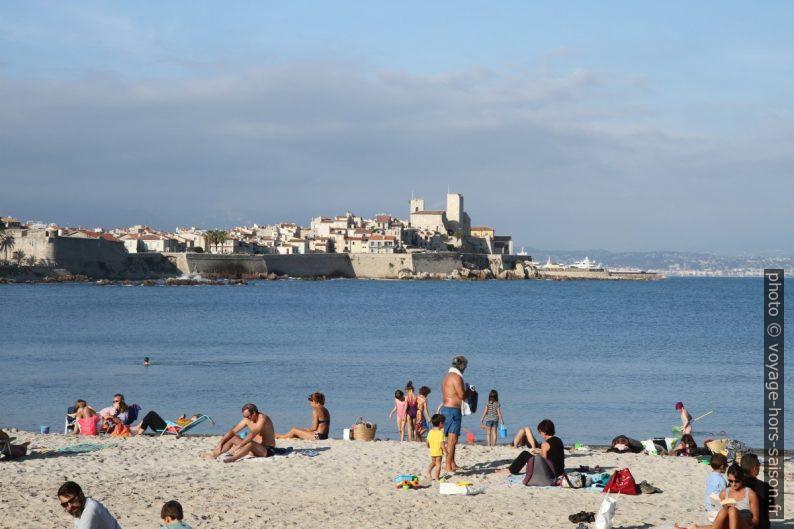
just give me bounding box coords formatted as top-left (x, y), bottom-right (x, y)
top-left (568, 511), bottom-right (595, 523)
top-left (638, 480), bottom-right (663, 494)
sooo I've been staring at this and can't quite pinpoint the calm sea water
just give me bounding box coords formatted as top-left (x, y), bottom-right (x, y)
top-left (0, 278), bottom-right (790, 448)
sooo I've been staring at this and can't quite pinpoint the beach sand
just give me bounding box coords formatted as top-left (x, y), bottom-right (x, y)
top-left (2, 431), bottom-right (792, 528)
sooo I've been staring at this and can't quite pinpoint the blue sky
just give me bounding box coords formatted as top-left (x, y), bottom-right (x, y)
top-left (1, 1), bottom-right (792, 253)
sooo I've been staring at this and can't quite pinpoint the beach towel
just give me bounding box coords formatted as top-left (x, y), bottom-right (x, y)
top-left (55, 442), bottom-right (117, 454)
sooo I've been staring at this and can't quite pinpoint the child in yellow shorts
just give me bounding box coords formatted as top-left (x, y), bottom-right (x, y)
top-left (425, 414), bottom-right (447, 480)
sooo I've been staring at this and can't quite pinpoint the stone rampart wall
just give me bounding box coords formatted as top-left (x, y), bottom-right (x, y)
top-left (168, 253), bottom-right (268, 276)
top-left (263, 253), bottom-right (354, 277)
top-left (3, 229), bottom-right (178, 278)
top-left (349, 254), bottom-right (413, 278)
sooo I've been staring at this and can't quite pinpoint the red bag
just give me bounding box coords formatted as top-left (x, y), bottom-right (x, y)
top-left (603, 468), bottom-right (638, 495)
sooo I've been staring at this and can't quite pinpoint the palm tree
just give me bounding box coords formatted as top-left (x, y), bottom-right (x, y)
top-left (24, 255), bottom-right (36, 267)
top-left (205, 230), bottom-right (228, 254)
top-left (12, 250), bottom-right (25, 266)
top-left (0, 232), bottom-right (15, 263)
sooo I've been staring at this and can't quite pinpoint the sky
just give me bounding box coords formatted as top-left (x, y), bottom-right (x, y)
top-left (1, 1), bottom-right (792, 254)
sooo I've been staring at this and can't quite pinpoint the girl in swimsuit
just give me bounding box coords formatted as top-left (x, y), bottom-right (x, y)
top-left (415, 386), bottom-right (432, 442)
top-left (388, 390), bottom-right (407, 441)
top-left (276, 392), bottom-right (331, 441)
top-left (404, 381), bottom-right (418, 442)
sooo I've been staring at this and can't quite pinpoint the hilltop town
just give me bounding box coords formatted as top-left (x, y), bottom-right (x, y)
top-left (1, 192), bottom-right (512, 259)
top-left (1, 192), bottom-right (663, 282)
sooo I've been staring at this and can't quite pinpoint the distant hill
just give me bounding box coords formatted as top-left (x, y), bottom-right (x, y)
top-left (523, 248), bottom-right (794, 275)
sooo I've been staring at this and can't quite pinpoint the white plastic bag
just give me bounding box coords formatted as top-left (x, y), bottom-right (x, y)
top-left (439, 482), bottom-right (484, 495)
top-left (594, 493), bottom-right (617, 529)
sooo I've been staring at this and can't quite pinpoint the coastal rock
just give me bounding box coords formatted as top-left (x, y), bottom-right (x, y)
top-left (266, 273), bottom-right (278, 280)
top-left (458, 268), bottom-right (470, 279)
top-left (514, 264), bottom-right (526, 279)
top-left (397, 269), bottom-right (413, 280)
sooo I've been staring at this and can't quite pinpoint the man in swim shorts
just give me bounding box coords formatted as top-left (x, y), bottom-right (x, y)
top-left (440, 355), bottom-right (471, 472)
top-left (202, 403), bottom-right (276, 463)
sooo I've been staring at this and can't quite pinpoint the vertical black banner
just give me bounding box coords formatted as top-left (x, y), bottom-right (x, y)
top-left (763, 269), bottom-right (783, 520)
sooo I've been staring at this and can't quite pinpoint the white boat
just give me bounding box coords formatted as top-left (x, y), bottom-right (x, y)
top-left (569, 256), bottom-right (603, 270)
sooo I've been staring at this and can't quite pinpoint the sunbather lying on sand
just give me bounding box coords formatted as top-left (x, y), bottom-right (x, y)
top-left (0, 429), bottom-right (29, 460)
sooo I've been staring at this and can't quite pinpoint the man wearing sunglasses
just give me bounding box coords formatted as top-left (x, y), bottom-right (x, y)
top-left (202, 403), bottom-right (277, 463)
top-left (57, 481), bottom-right (121, 528)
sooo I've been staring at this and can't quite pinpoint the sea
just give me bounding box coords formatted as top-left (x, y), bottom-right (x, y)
top-left (0, 277), bottom-right (790, 448)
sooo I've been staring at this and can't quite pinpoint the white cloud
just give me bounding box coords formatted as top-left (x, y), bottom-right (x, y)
top-left (0, 62), bottom-right (791, 253)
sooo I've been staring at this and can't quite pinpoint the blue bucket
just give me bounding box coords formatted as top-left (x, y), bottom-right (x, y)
top-left (499, 424), bottom-right (508, 438)
top-left (40, 425), bottom-right (50, 434)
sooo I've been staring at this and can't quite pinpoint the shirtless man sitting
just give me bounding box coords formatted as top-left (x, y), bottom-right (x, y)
top-left (202, 403), bottom-right (276, 463)
top-left (440, 355), bottom-right (471, 472)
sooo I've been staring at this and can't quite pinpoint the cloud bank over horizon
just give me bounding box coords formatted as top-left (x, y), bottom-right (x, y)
top-left (1, 3), bottom-right (792, 254)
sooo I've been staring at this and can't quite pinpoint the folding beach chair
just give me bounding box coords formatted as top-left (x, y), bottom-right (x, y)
top-left (159, 415), bottom-right (214, 438)
top-left (64, 406), bottom-right (77, 434)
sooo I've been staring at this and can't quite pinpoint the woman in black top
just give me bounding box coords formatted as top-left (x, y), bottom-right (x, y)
top-left (505, 419), bottom-right (564, 476)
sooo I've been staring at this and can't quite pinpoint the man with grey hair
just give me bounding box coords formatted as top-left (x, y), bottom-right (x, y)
top-left (440, 355), bottom-right (471, 472)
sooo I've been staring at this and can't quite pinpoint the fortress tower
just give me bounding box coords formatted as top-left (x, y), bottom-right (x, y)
top-left (409, 197), bottom-right (425, 214)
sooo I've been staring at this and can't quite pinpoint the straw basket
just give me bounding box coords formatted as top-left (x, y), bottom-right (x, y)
top-left (352, 420), bottom-right (377, 441)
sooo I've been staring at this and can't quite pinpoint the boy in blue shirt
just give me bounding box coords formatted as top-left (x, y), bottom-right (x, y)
top-left (704, 453), bottom-right (727, 521)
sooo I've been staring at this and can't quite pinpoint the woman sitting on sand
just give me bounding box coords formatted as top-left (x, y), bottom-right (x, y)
top-left (499, 419), bottom-right (564, 477)
top-left (276, 392), bottom-right (330, 440)
top-left (670, 434), bottom-right (698, 456)
top-left (675, 463), bottom-right (759, 529)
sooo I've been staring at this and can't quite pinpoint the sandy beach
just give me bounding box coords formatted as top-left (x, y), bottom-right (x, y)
top-left (2, 430), bottom-right (792, 529)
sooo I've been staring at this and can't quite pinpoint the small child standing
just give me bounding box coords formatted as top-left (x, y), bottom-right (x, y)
top-left (480, 389), bottom-right (504, 446)
top-left (161, 500), bottom-right (193, 528)
top-left (425, 414), bottom-right (446, 480)
top-left (704, 453), bottom-right (728, 522)
top-left (388, 390), bottom-right (407, 441)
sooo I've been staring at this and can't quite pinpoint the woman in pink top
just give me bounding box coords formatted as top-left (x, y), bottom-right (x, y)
top-left (388, 390), bottom-right (407, 441)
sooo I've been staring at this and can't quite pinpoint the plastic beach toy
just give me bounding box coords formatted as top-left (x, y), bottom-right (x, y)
top-left (394, 474), bottom-right (420, 490)
top-left (499, 424), bottom-right (508, 438)
top-left (39, 425), bottom-right (50, 434)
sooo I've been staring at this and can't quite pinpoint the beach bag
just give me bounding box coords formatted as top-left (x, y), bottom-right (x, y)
top-left (726, 439), bottom-right (749, 462)
top-left (594, 493), bottom-right (618, 529)
top-left (351, 417), bottom-right (377, 441)
top-left (522, 455), bottom-right (556, 487)
top-left (560, 471), bottom-right (585, 488)
top-left (603, 468), bottom-right (638, 495)
top-left (110, 424), bottom-right (131, 437)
